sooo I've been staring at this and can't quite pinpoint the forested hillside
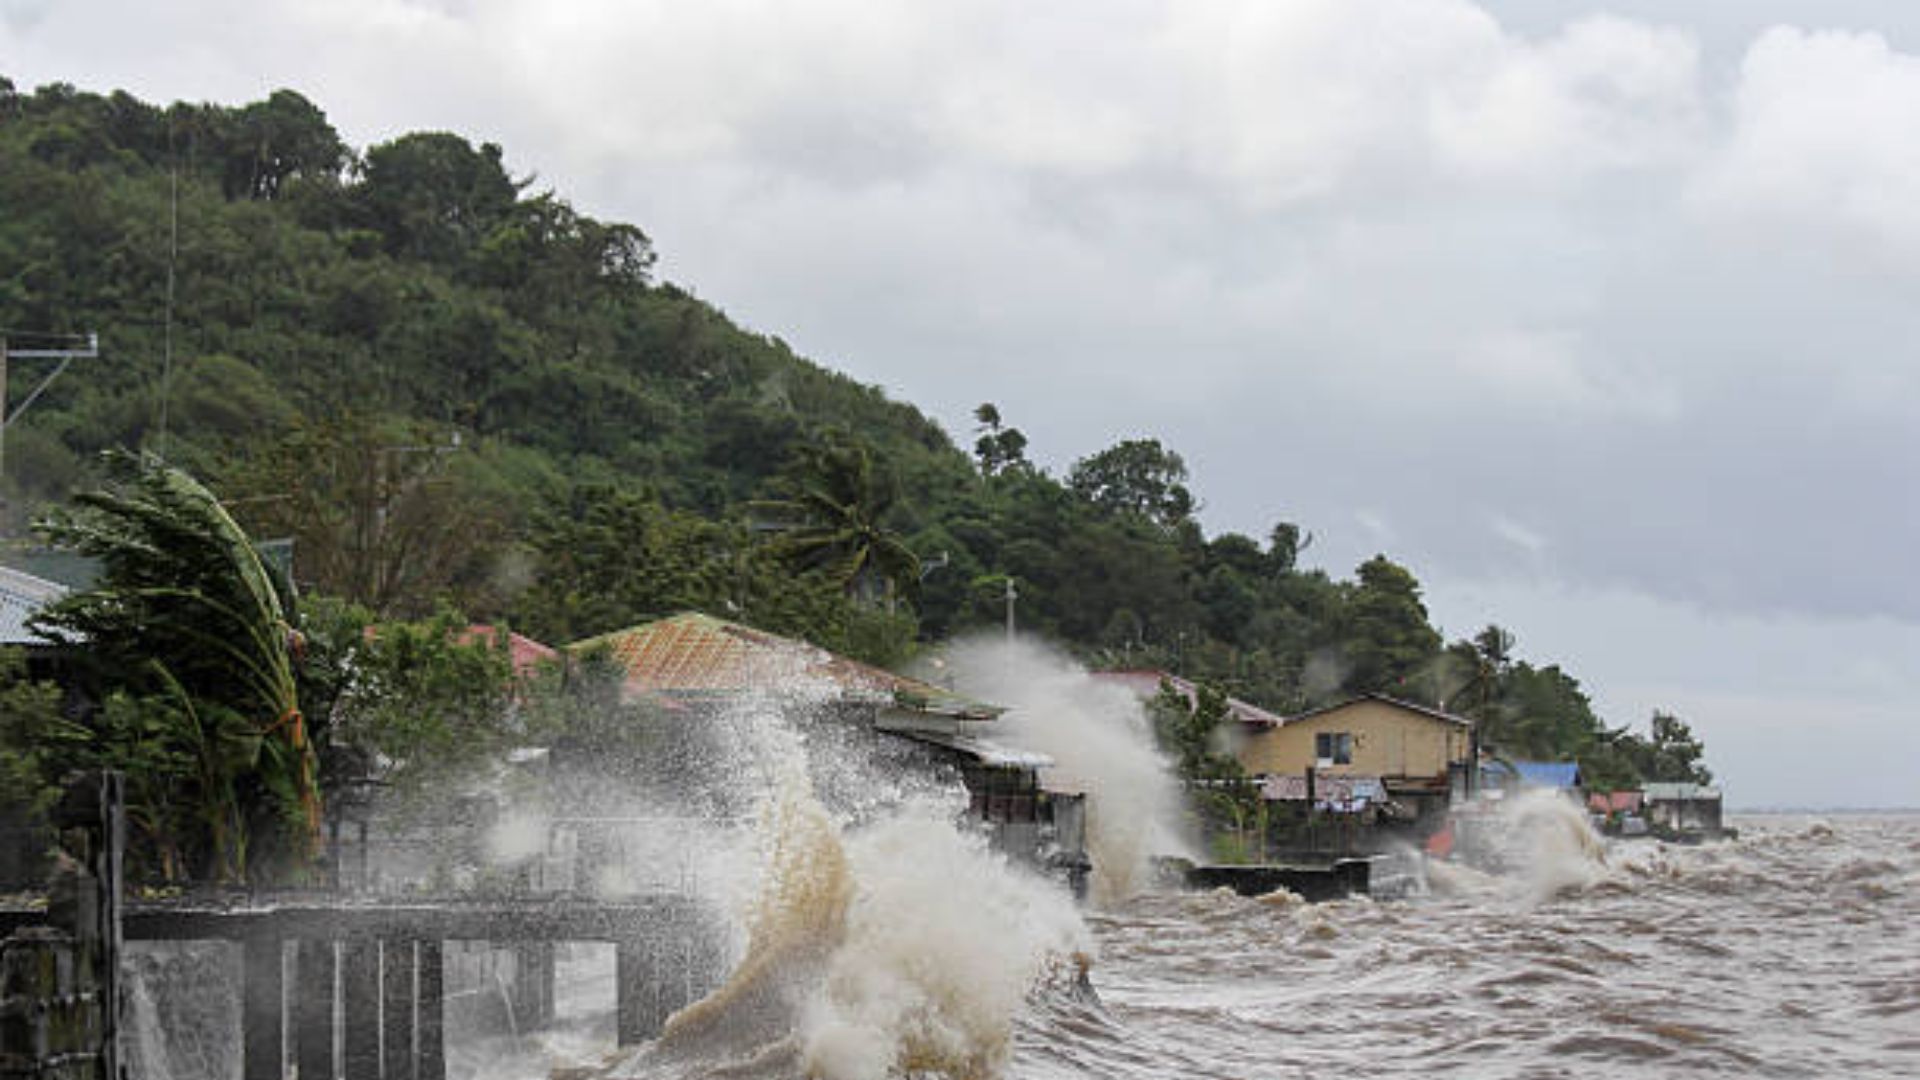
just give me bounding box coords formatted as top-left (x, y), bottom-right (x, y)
top-left (0, 77), bottom-right (1709, 788)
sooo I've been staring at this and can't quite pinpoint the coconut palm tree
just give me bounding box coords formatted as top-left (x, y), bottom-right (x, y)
top-left (751, 434), bottom-right (920, 611)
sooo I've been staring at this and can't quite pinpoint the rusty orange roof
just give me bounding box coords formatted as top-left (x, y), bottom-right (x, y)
top-left (460, 624), bottom-right (560, 680)
top-left (569, 612), bottom-right (1001, 719)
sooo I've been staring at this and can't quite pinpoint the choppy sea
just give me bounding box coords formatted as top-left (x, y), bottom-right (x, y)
top-left (1011, 811), bottom-right (1920, 1079)
top-left (121, 810), bottom-right (1920, 1080)
top-left (423, 810), bottom-right (1918, 1080)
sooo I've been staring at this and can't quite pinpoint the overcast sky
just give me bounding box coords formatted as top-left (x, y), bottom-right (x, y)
top-left (7, 0), bottom-right (1919, 807)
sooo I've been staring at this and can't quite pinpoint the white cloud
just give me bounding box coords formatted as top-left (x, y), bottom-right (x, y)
top-left (1353, 510), bottom-right (1395, 548)
top-left (1454, 326), bottom-right (1681, 419)
top-left (1430, 15), bottom-right (1705, 182)
top-left (1693, 26), bottom-right (1920, 251)
top-left (1, 0), bottom-right (53, 33)
top-left (1489, 514), bottom-right (1547, 555)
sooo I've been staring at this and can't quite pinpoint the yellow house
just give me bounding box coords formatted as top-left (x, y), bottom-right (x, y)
top-left (1236, 694), bottom-right (1473, 789)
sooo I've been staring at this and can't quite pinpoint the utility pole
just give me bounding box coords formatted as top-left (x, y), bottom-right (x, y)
top-left (0, 331), bottom-right (100, 489)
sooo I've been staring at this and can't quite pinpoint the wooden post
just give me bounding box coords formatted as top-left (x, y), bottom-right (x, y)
top-left (382, 940), bottom-right (416, 1080)
top-left (341, 938), bottom-right (380, 1080)
top-left (48, 770), bottom-right (127, 1080)
top-left (242, 935), bottom-right (285, 1080)
top-left (295, 939), bottom-right (337, 1080)
top-left (97, 772), bottom-right (124, 1080)
top-left (415, 941), bottom-right (445, 1080)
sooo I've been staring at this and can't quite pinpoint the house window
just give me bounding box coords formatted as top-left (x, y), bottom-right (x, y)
top-left (1315, 732), bottom-right (1353, 766)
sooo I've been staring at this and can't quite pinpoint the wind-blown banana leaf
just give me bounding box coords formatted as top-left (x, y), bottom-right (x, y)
top-left (31, 451), bottom-right (321, 880)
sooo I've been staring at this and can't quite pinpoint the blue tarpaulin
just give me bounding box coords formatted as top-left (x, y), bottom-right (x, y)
top-left (1482, 760), bottom-right (1583, 790)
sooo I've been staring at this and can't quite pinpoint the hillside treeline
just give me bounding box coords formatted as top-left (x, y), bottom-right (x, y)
top-left (0, 77), bottom-right (1708, 791)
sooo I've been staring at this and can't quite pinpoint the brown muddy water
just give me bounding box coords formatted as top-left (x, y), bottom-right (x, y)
top-left (1012, 812), bottom-right (1920, 1080)
top-left (431, 810), bottom-right (1920, 1080)
top-left (122, 809), bottom-right (1919, 1079)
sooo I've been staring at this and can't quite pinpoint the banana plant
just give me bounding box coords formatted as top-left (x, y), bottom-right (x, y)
top-left (32, 451), bottom-right (321, 881)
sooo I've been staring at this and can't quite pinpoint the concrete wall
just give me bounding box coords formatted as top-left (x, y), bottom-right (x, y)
top-left (1, 928), bottom-right (106, 1080)
top-left (1237, 700), bottom-right (1470, 780)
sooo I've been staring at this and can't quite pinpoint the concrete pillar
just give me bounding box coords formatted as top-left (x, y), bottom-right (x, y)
top-left (1, 927), bottom-right (107, 1080)
top-left (614, 939), bottom-right (657, 1045)
top-left (510, 942), bottom-right (554, 1030)
top-left (242, 936), bottom-right (285, 1080)
top-left (382, 940), bottom-right (416, 1080)
top-left (416, 941), bottom-right (445, 1080)
top-left (341, 939), bottom-right (380, 1080)
top-left (295, 939), bottom-right (337, 1080)
top-left (616, 930), bottom-right (710, 1045)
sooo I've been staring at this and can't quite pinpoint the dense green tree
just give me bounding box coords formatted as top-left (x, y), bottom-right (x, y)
top-left (325, 606), bottom-right (519, 795)
top-left (222, 89), bottom-right (349, 201)
top-left (1638, 711), bottom-right (1713, 785)
top-left (513, 486), bottom-right (741, 643)
top-left (972, 402), bottom-right (1030, 477)
top-left (1267, 522), bottom-right (1309, 574)
top-left (1494, 662), bottom-right (1603, 761)
top-left (1067, 438), bottom-right (1195, 528)
top-left (755, 432), bottom-right (920, 610)
top-left (1339, 555), bottom-right (1442, 695)
top-left (0, 650), bottom-right (69, 819)
top-left (220, 415), bottom-right (511, 616)
top-left (508, 483), bottom-right (915, 665)
top-left (356, 131), bottom-right (518, 263)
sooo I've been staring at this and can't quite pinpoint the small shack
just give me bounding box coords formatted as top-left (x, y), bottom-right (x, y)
top-left (1238, 694), bottom-right (1473, 821)
top-left (1641, 782), bottom-right (1724, 838)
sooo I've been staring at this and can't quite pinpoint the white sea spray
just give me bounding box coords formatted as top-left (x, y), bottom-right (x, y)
top-left (620, 676), bottom-right (1089, 1079)
top-left (933, 637), bottom-right (1192, 906)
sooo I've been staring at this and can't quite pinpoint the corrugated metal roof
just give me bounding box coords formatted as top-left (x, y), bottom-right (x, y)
top-left (1642, 782), bottom-right (1721, 802)
top-left (570, 612), bottom-right (1002, 719)
top-left (1092, 669), bottom-right (1287, 728)
top-left (1483, 759), bottom-right (1583, 789)
top-left (0, 548), bottom-right (98, 590)
top-left (0, 566), bottom-right (66, 646)
top-left (1283, 693), bottom-right (1475, 729)
top-left (893, 728), bottom-right (1055, 769)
